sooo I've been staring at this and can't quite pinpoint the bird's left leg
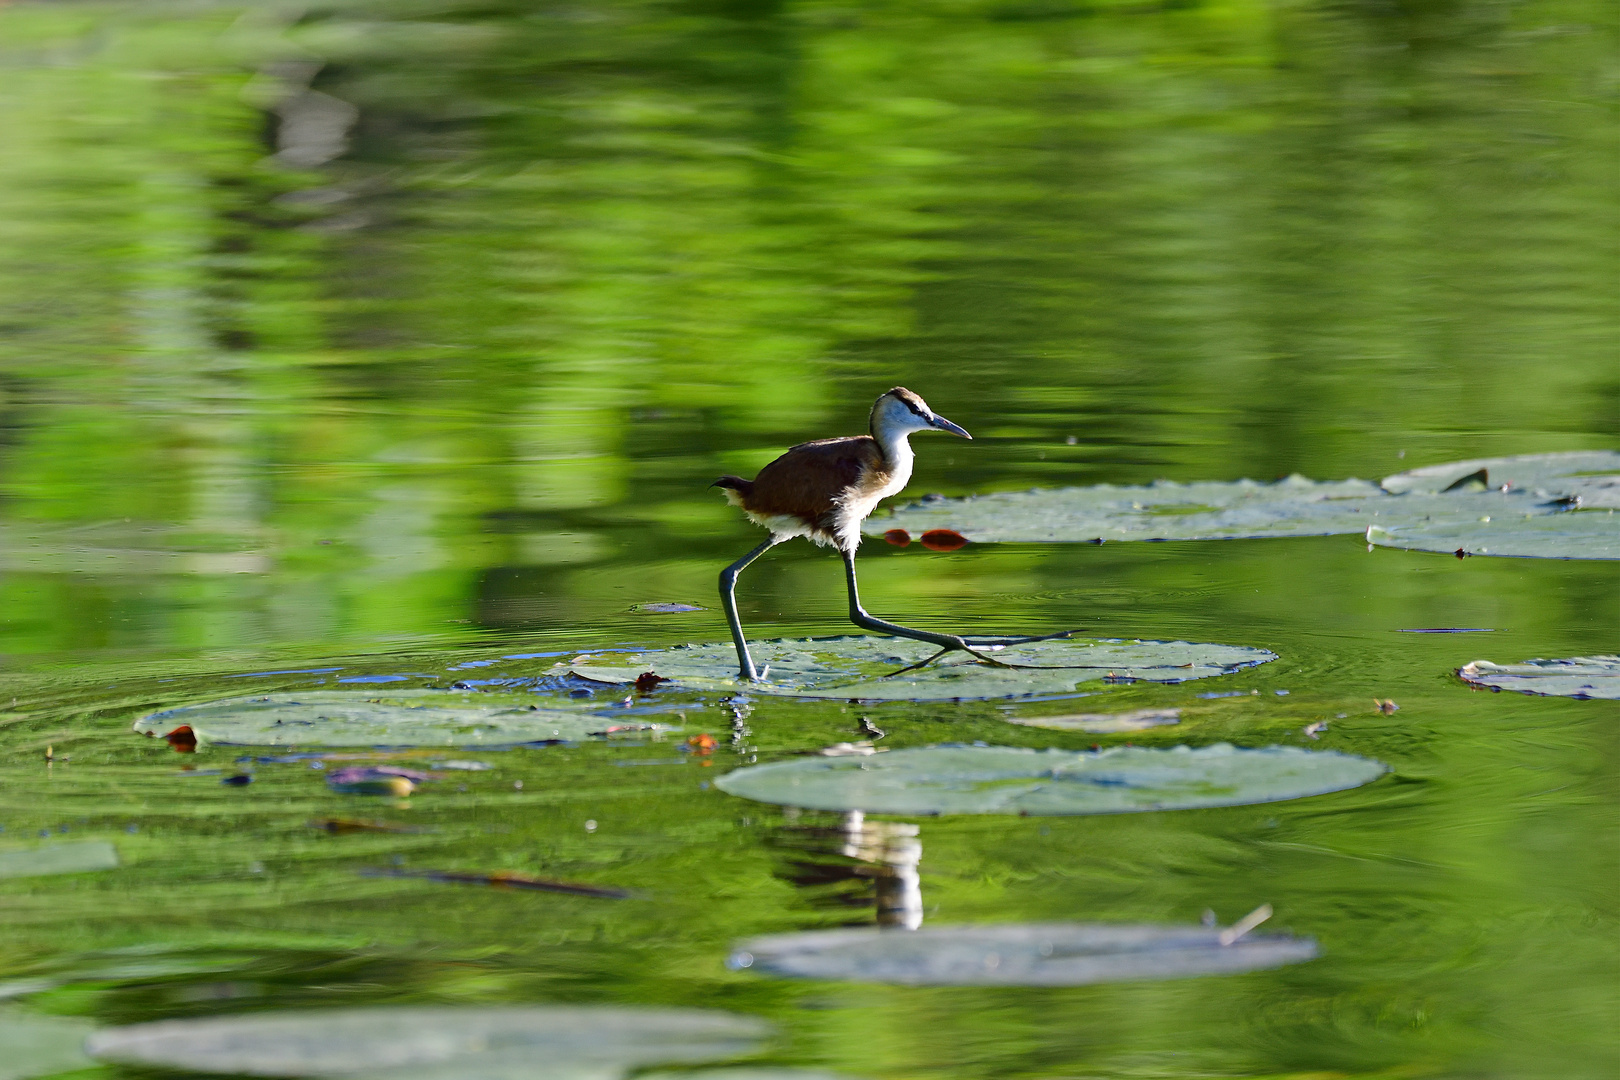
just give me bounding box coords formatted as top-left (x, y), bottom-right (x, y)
top-left (720, 537), bottom-right (781, 681)
top-left (841, 550), bottom-right (1013, 672)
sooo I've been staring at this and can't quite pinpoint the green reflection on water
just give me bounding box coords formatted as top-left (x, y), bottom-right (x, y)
top-left (0, 1), bottom-right (1615, 1078)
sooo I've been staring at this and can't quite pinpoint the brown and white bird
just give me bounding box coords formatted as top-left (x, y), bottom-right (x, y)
top-left (712, 387), bottom-right (1054, 681)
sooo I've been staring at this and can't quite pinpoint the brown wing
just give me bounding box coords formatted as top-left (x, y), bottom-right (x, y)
top-left (746, 436), bottom-right (879, 527)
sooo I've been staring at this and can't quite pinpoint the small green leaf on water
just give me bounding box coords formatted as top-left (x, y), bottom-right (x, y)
top-left (728, 922), bottom-right (1317, 986)
top-left (0, 840), bottom-right (119, 880)
top-left (1458, 656), bottom-right (1620, 700)
top-left (134, 690), bottom-right (673, 748)
top-left (714, 744), bottom-right (1386, 815)
top-left (1381, 450), bottom-right (1620, 504)
top-left (1366, 513), bottom-right (1620, 560)
top-left (572, 636), bottom-right (1275, 701)
top-left (87, 1005), bottom-right (770, 1079)
top-left (1004, 707), bottom-right (1181, 733)
top-left (0, 1008), bottom-right (98, 1080)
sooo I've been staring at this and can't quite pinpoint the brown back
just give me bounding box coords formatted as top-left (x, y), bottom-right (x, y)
top-left (746, 435), bottom-right (883, 527)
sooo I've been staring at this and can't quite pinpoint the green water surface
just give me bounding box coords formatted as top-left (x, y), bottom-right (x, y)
top-left (0, 1), bottom-right (1615, 1078)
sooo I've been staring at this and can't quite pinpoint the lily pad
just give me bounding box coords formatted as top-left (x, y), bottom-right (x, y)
top-left (0, 840), bottom-right (119, 880)
top-left (1382, 450), bottom-right (1620, 507)
top-left (1458, 656), bottom-right (1620, 700)
top-left (87, 1005), bottom-right (770, 1080)
top-left (1004, 707), bottom-right (1181, 733)
top-left (727, 922), bottom-right (1317, 986)
top-left (0, 1009), bottom-right (98, 1080)
top-left (870, 452), bottom-right (1620, 545)
top-left (134, 691), bottom-right (672, 748)
top-left (570, 636), bottom-right (1274, 701)
top-left (1366, 513), bottom-right (1620, 560)
top-left (869, 475), bottom-right (1534, 544)
top-left (714, 744), bottom-right (1385, 815)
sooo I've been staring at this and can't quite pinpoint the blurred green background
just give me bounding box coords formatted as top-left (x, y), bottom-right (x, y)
top-left (0, 2), bottom-right (1615, 1078)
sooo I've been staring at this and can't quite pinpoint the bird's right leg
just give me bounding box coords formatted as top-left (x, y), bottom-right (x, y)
top-left (841, 551), bottom-right (1014, 673)
top-left (720, 537), bottom-right (780, 681)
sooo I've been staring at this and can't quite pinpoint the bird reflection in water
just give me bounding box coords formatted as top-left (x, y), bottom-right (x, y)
top-left (771, 809), bottom-right (923, 930)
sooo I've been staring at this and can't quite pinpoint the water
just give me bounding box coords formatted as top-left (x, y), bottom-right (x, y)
top-left (0, 1), bottom-right (1616, 1076)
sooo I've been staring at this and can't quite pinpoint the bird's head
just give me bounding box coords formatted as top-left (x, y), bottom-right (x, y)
top-left (870, 387), bottom-right (972, 441)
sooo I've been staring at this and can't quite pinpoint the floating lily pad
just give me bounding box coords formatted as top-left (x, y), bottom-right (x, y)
top-left (0, 1009), bottom-right (98, 1080)
top-left (1458, 656), bottom-right (1620, 700)
top-left (1366, 513), bottom-right (1620, 560)
top-left (87, 1006), bottom-right (770, 1080)
top-left (0, 840), bottom-right (119, 880)
top-left (570, 636), bottom-right (1274, 701)
top-left (870, 475), bottom-right (1547, 544)
top-left (714, 744), bottom-right (1385, 815)
top-left (1004, 708), bottom-right (1181, 733)
top-left (728, 922), bottom-right (1317, 986)
top-left (135, 691), bottom-right (671, 748)
top-left (1382, 450), bottom-right (1620, 506)
top-left (870, 453), bottom-right (1620, 545)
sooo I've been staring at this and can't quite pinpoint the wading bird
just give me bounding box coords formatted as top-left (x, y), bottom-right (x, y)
top-left (712, 387), bottom-right (1065, 680)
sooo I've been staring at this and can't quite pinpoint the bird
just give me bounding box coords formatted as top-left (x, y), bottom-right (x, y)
top-left (711, 387), bottom-right (1064, 681)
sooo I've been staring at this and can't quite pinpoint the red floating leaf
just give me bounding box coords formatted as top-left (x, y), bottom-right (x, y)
top-left (164, 725), bottom-right (197, 753)
top-left (883, 529), bottom-right (911, 547)
top-left (634, 671), bottom-right (668, 693)
top-left (920, 529), bottom-right (968, 552)
top-left (687, 732), bottom-right (717, 753)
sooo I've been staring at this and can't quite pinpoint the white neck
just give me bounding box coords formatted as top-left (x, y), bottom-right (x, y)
top-left (877, 428), bottom-right (916, 489)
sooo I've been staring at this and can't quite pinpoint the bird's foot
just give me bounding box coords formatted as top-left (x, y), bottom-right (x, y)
top-left (961, 629), bottom-right (1077, 647)
top-left (883, 642), bottom-right (1018, 677)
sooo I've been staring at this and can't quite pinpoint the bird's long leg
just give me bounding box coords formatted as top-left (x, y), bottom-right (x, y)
top-left (720, 537), bottom-right (781, 681)
top-left (841, 551), bottom-right (1014, 671)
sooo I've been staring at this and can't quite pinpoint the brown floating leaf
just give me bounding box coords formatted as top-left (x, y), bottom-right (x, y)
top-left (883, 529), bottom-right (912, 547)
top-left (309, 818), bottom-right (424, 835)
top-left (687, 732), bottom-right (717, 753)
top-left (635, 671), bottom-right (669, 693)
top-left (164, 726), bottom-right (198, 753)
top-left (362, 866), bottom-right (631, 899)
top-left (919, 529), bottom-right (968, 552)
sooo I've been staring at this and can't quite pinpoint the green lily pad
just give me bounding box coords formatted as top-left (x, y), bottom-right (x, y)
top-left (1004, 707), bottom-right (1182, 733)
top-left (870, 475), bottom-right (1542, 544)
top-left (870, 453), bottom-right (1620, 545)
top-left (1382, 450), bottom-right (1620, 506)
top-left (134, 691), bottom-right (671, 748)
top-left (0, 840), bottom-right (119, 880)
top-left (1458, 656), bottom-right (1620, 699)
top-left (714, 744), bottom-right (1385, 815)
top-left (1366, 512), bottom-right (1619, 560)
top-left (570, 636), bottom-right (1274, 701)
top-left (87, 1006), bottom-right (770, 1080)
top-left (728, 922), bottom-right (1317, 986)
top-left (0, 1009), bottom-right (97, 1080)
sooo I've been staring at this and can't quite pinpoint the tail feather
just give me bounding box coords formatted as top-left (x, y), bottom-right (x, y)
top-left (711, 475), bottom-right (754, 506)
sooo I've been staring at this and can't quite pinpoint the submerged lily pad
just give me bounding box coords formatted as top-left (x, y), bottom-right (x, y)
top-left (714, 744), bottom-right (1385, 815)
top-left (0, 840), bottom-right (119, 880)
top-left (87, 1005), bottom-right (770, 1080)
top-left (1382, 450), bottom-right (1620, 506)
top-left (1366, 513), bottom-right (1620, 560)
top-left (870, 453), bottom-right (1620, 545)
top-left (570, 636), bottom-right (1274, 701)
top-left (0, 1009), bottom-right (98, 1080)
top-left (135, 691), bottom-right (670, 748)
top-left (728, 922), bottom-right (1316, 986)
top-left (1004, 708), bottom-right (1181, 733)
top-left (1458, 656), bottom-right (1620, 700)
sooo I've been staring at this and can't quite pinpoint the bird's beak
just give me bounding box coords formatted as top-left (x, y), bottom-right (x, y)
top-left (930, 414), bottom-right (972, 439)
